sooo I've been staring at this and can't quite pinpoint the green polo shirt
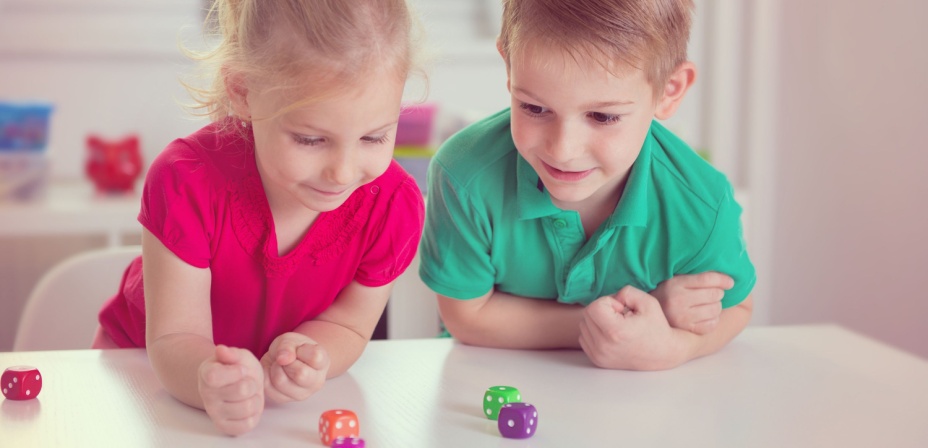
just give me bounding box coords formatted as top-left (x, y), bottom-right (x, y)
top-left (419, 108), bottom-right (755, 308)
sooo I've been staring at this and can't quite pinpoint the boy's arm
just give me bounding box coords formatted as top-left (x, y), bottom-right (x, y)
top-left (437, 290), bottom-right (585, 349)
top-left (580, 286), bottom-right (753, 370)
top-left (673, 294), bottom-right (753, 362)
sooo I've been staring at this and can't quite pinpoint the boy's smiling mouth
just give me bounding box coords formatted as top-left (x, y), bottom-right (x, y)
top-left (542, 162), bottom-right (594, 182)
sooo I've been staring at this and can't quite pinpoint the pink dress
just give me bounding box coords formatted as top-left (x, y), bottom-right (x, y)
top-left (98, 121), bottom-right (424, 356)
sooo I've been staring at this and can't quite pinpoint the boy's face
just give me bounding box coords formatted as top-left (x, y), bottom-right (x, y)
top-left (507, 44), bottom-right (662, 211)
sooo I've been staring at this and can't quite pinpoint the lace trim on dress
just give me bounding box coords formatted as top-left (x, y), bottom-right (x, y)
top-left (228, 157), bottom-right (375, 278)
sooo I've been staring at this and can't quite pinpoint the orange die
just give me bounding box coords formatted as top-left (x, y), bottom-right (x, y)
top-left (319, 409), bottom-right (359, 446)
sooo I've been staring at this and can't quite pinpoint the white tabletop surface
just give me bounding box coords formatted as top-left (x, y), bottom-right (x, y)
top-left (1, 325), bottom-right (927, 447)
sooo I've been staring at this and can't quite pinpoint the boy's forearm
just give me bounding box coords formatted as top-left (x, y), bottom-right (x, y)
top-left (673, 296), bottom-right (753, 363)
top-left (147, 333), bottom-right (216, 410)
top-left (441, 291), bottom-right (585, 350)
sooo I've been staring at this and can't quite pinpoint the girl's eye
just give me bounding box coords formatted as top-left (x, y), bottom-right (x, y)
top-left (293, 134), bottom-right (325, 146)
top-left (519, 102), bottom-right (548, 116)
top-left (589, 112), bottom-right (621, 125)
top-left (361, 134), bottom-right (390, 145)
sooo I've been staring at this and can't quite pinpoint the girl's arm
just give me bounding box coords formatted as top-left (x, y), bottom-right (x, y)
top-left (437, 290), bottom-right (585, 349)
top-left (142, 228), bottom-right (218, 408)
top-left (289, 280), bottom-right (393, 377)
top-left (144, 229), bottom-right (265, 435)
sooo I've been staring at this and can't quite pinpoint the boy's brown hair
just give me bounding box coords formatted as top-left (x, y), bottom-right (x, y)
top-left (498, 0), bottom-right (694, 96)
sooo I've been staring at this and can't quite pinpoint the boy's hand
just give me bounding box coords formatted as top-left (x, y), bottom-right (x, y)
top-left (579, 286), bottom-right (685, 371)
top-left (261, 332), bottom-right (330, 404)
top-left (651, 272), bottom-right (733, 335)
top-left (198, 344), bottom-right (265, 436)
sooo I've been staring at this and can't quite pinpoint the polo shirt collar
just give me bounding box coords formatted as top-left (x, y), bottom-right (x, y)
top-left (515, 125), bottom-right (654, 228)
top-left (609, 129), bottom-right (651, 228)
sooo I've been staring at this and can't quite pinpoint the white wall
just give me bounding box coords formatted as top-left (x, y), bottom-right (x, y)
top-left (771, 0), bottom-right (928, 358)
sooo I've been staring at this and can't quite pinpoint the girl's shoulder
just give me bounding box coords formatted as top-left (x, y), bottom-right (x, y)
top-left (149, 121), bottom-right (255, 187)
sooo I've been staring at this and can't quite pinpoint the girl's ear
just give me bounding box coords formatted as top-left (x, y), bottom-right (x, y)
top-left (223, 66), bottom-right (251, 119)
top-left (654, 61), bottom-right (696, 120)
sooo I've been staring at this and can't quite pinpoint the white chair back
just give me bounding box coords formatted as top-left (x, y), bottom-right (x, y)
top-left (14, 246), bottom-right (141, 351)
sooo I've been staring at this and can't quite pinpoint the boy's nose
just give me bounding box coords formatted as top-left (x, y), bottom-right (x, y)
top-left (546, 122), bottom-right (582, 163)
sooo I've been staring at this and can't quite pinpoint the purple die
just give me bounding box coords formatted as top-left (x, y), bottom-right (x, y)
top-left (331, 436), bottom-right (365, 447)
top-left (497, 402), bottom-right (538, 439)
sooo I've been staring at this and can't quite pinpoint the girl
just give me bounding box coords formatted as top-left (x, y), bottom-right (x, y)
top-left (94, 0), bottom-right (424, 436)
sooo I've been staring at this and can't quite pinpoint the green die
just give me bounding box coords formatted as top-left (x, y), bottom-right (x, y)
top-left (483, 386), bottom-right (522, 420)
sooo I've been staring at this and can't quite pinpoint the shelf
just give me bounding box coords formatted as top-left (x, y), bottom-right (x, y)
top-left (0, 179), bottom-right (141, 246)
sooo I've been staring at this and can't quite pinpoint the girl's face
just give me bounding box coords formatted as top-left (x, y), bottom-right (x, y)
top-left (245, 72), bottom-right (405, 215)
top-left (506, 44), bottom-right (661, 212)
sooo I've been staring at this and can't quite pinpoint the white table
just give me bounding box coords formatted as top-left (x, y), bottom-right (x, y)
top-left (2, 325), bottom-right (927, 447)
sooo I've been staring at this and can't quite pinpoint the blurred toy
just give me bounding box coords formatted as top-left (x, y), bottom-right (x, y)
top-left (2, 365), bottom-right (42, 400)
top-left (0, 101), bottom-right (53, 201)
top-left (85, 134), bottom-right (142, 194)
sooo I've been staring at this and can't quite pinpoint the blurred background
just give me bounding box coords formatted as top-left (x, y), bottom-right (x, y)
top-left (0, 0), bottom-right (925, 358)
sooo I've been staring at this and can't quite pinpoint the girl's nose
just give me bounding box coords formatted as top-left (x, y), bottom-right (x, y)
top-left (325, 147), bottom-right (358, 186)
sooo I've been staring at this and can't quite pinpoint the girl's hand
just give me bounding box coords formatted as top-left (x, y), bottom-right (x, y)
top-left (579, 286), bottom-right (685, 371)
top-left (261, 332), bottom-right (330, 404)
top-left (650, 272), bottom-right (733, 335)
top-left (198, 344), bottom-right (265, 436)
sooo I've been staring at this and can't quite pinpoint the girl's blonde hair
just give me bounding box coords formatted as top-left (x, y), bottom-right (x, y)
top-left (498, 0), bottom-right (693, 98)
top-left (184, 0), bottom-right (420, 125)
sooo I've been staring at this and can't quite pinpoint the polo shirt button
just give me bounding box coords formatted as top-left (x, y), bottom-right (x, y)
top-left (554, 219), bottom-right (567, 229)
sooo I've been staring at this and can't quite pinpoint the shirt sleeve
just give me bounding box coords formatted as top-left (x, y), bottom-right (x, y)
top-left (418, 158), bottom-right (496, 300)
top-left (137, 140), bottom-right (214, 268)
top-left (678, 186), bottom-right (757, 308)
top-left (354, 175), bottom-right (425, 287)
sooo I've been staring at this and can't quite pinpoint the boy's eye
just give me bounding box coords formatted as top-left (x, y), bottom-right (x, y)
top-left (589, 112), bottom-right (621, 125)
top-left (518, 102), bottom-right (548, 116)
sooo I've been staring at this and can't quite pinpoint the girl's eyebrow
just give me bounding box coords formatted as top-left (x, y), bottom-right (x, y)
top-left (513, 87), bottom-right (634, 108)
top-left (288, 120), bottom-right (398, 136)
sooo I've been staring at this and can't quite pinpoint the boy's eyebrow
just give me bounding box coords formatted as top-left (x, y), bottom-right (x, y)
top-left (513, 87), bottom-right (634, 108)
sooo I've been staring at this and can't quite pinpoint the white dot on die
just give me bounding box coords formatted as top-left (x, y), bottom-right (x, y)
top-left (335, 410), bottom-right (344, 415)
top-left (517, 394), bottom-right (521, 400)
top-left (6, 383), bottom-right (10, 388)
top-left (499, 387), bottom-right (507, 390)
top-left (336, 422), bottom-right (342, 429)
top-left (2, 388), bottom-right (6, 394)
top-left (12, 378), bottom-right (17, 383)
top-left (485, 409), bottom-right (492, 416)
top-left (527, 428), bottom-right (532, 434)
top-left (533, 411), bottom-right (537, 417)
top-left (486, 396), bottom-right (491, 402)
top-left (507, 419), bottom-right (515, 428)
top-left (26, 390), bottom-right (31, 396)
top-left (530, 419), bottom-right (535, 425)
top-left (349, 420), bottom-right (356, 428)
top-left (498, 397), bottom-right (504, 403)
top-left (36, 375), bottom-right (40, 381)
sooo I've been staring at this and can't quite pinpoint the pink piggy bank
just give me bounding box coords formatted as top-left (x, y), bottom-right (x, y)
top-left (85, 134), bottom-right (142, 193)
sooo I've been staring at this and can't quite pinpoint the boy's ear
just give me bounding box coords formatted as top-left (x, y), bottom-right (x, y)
top-left (654, 61), bottom-right (696, 120)
top-left (222, 66), bottom-right (251, 119)
top-left (496, 37), bottom-right (512, 92)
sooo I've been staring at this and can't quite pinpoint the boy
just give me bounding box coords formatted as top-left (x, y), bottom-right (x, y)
top-left (419, 0), bottom-right (755, 370)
